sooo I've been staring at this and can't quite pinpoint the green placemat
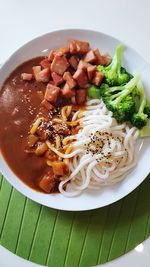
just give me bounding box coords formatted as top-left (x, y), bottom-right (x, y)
top-left (0, 173), bottom-right (150, 267)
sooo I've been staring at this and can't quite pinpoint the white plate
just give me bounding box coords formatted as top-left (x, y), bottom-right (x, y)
top-left (0, 29), bottom-right (150, 211)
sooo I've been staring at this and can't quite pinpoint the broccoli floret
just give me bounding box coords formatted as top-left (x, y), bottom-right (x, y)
top-left (131, 82), bottom-right (148, 128)
top-left (121, 67), bottom-right (133, 80)
top-left (100, 73), bottom-right (140, 123)
top-left (144, 103), bottom-right (150, 118)
top-left (88, 85), bottom-right (101, 99)
top-left (97, 44), bottom-right (132, 86)
top-left (113, 95), bottom-right (135, 122)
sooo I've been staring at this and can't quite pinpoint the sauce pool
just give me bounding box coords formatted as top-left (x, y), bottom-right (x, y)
top-left (0, 57), bottom-right (49, 191)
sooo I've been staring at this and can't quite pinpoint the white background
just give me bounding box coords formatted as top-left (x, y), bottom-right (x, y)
top-left (0, 0), bottom-right (150, 266)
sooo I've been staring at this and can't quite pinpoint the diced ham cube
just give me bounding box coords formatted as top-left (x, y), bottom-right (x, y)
top-left (61, 83), bottom-right (75, 98)
top-left (83, 50), bottom-right (97, 63)
top-left (39, 169), bottom-right (56, 193)
top-left (52, 161), bottom-right (69, 176)
top-left (94, 48), bottom-right (107, 65)
top-left (102, 52), bottom-right (112, 65)
top-left (35, 142), bottom-right (48, 156)
top-left (45, 150), bottom-right (58, 161)
top-left (38, 107), bottom-right (49, 120)
top-left (39, 176), bottom-right (55, 192)
top-left (92, 71), bottom-right (104, 86)
top-left (51, 72), bottom-right (64, 86)
top-left (76, 89), bottom-right (87, 104)
top-left (38, 68), bottom-right (50, 82)
top-left (36, 125), bottom-right (49, 140)
top-left (51, 55), bottom-right (69, 75)
top-left (49, 80), bottom-right (55, 85)
top-left (44, 83), bottom-right (60, 103)
top-left (40, 58), bottom-right (51, 69)
top-left (48, 48), bottom-right (69, 62)
top-left (53, 123), bottom-right (70, 135)
top-left (63, 72), bottom-right (76, 88)
top-left (48, 50), bottom-right (55, 62)
top-left (55, 47), bottom-right (69, 56)
top-left (32, 66), bottom-right (42, 81)
top-left (41, 99), bottom-right (54, 110)
top-left (32, 66), bottom-right (50, 82)
top-left (73, 69), bottom-right (88, 88)
top-left (87, 65), bottom-right (96, 81)
top-left (21, 73), bottom-right (33, 81)
top-left (68, 39), bottom-right (90, 55)
top-left (77, 60), bottom-right (89, 70)
top-left (68, 56), bottom-right (79, 70)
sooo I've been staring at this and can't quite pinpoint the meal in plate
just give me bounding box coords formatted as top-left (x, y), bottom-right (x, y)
top-left (0, 39), bottom-right (150, 196)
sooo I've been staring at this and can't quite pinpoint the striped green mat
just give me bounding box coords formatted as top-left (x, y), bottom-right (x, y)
top-left (0, 173), bottom-right (150, 267)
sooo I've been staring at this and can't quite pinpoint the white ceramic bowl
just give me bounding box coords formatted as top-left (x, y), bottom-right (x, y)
top-left (0, 29), bottom-right (150, 211)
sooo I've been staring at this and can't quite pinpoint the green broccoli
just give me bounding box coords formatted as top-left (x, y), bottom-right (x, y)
top-left (88, 85), bottom-right (101, 99)
top-left (144, 103), bottom-right (150, 118)
top-left (131, 82), bottom-right (149, 128)
top-left (100, 73), bottom-right (140, 123)
top-left (97, 44), bottom-right (132, 86)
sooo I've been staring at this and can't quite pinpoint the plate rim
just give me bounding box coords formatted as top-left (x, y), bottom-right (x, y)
top-left (0, 28), bottom-right (150, 211)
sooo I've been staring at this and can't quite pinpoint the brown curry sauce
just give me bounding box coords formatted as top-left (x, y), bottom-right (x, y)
top-left (0, 57), bottom-right (53, 191)
top-left (0, 57), bottom-right (85, 192)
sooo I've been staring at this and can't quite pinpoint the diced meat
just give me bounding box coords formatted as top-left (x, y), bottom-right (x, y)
top-left (87, 65), bottom-right (97, 81)
top-left (61, 83), bottom-right (75, 98)
top-left (48, 50), bottom-right (55, 62)
top-left (39, 176), bottom-right (55, 192)
top-left (27, 134), bottom-right (39, 147)
top-left (51, 55), bottom-right (69, 75)
top-left (49, 80), bottom-right (55, 85)
top-left (35, 142), bottom-right (48, 156)
top-left (63, 72), bottom-right (76, 88)
top-left (45, 150), bottom-right (58, 161)
top-left (55, 47), bottom-right (69, 56)
top-left (92, 71), bottom-right (104, 86)
top-left (77, 60), bottom-right (89, 70)
top-left (94, 48), bottom-right (107, 65)
top-left (53, 123), bottom-right (70, 135)
top-left (68, 39), bottom-right (90, 55)
top-left (38, 68), bottom-right (50, 82)
top-left (73, 69), bottom-right (88, 88)
top-left (83, 50), bottom-right (97, 63)
top-left (76, 89), bottom-right (87, 104)
top-left (38, 107), bottom-right (49, 120)
top-left (48, 48), bottom-right (69, 62)
top-left (71, 125), bottom-right (81, 135)
top-left (41, 99), bottom-right (54, 111)
top-left (32, 66), bottom-right (50, 82)
top-left (21, 73), bottom-right (33, 81)
top-left (32, 66), bottom-right (41, 81)
top-left (40, 58), bottom-right (51, 69)
top-left (36, 123), bottom-right (49, 140)
top-left (52, 161), bottom-right (69, 176)
top-left (44, 83), bottom-right (60, 103)
top-left (68, 56), bottom-right (79, 70)
top-left (51, 72), bottom-right (64, 86)
top-left (102, 52), bottom-right (112, 65)
top-left (39, 168), bottom-right (57, 193)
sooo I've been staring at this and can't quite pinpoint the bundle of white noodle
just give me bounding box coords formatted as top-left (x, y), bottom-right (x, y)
top-left (50, 99), bottom-right (139, 197)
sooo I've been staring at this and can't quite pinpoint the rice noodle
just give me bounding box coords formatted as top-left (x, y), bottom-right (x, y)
top-left (57, 99), bottom-right (139, 197)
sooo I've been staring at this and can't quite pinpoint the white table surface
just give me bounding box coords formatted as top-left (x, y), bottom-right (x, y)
top-left (0, 0), bottom-right (150, 266)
